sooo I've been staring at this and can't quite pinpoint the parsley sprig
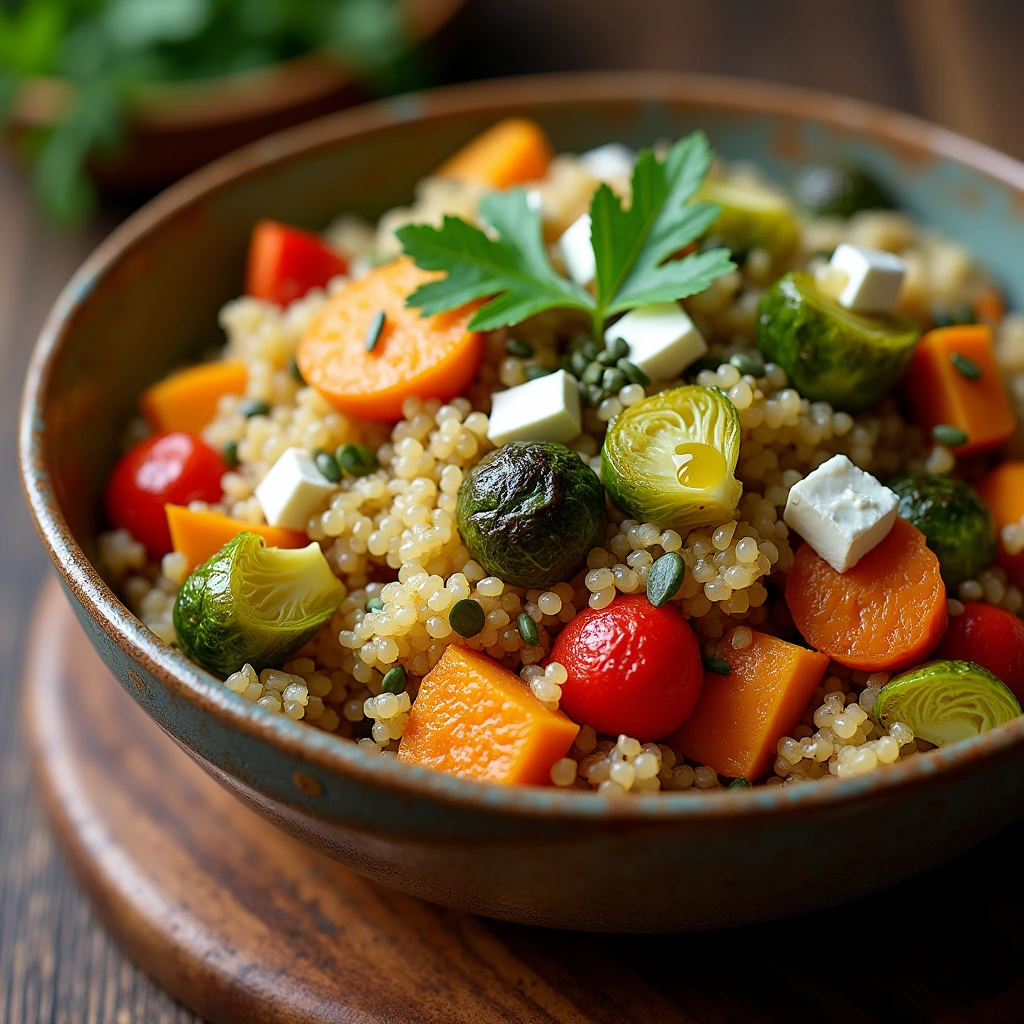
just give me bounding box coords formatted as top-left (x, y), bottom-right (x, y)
top-left (397, 131), bottom-right (736, 339)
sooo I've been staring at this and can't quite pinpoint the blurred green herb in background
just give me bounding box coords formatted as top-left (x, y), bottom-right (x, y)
top-left (0, 0), bottom-right (409, 224)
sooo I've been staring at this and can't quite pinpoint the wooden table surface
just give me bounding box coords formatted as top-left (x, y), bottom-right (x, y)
top-left (3, 2), bottom-right (1024, 1020)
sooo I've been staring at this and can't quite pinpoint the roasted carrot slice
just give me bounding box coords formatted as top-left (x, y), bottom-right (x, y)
top-left (435, 118), bottom-right (553, 189)
top-left (397, 645), bottom-right (579, 784)
top-left (245, 220), bottom-right (348, 307)
top-left (905, 324), bottom-right (1015, 456)
top-left (141, 361), bottom-right (247, 435)
top-left (166, 504), bottom-right (307, 571)
top-left (669, 629), bottom-right (829, 780)
top-left (297, 258), bottom-right (483, 421)
top-left (979, 462), bottom-right (1024, 587)
top-left (786, 517), bottom-right (947, 672)
top-left (974, 284), bottom-right (1006, 326)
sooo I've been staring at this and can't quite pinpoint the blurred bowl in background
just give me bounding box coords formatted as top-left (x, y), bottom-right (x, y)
top-left (6, 0), bottom-right (466, 189)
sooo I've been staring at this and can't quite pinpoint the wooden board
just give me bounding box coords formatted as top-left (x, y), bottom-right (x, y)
top-left (24, 578), bottom-right (1024, 1023)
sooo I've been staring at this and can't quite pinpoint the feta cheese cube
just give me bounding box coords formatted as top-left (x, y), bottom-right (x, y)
top-left (580, 143), bottom-right (635, 183)
top-left (557, 213), bottom-right (595, 287)
top-left (604, 303), bottom-right (707, 381)
top-left (486, 369), bottom-right (582, 447)
top-left (783, 454), bottom-right (898, 573)
top-left (255, 447), bottom-right (337, 531)
top-left (829, 243), bottom-right (907, 314)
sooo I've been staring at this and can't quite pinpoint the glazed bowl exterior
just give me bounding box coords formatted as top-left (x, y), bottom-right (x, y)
top-left (20, 72), bottom-right (1024, 931)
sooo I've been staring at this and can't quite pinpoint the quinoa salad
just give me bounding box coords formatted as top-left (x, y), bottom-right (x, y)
top-left (99, 119), bottom-right (1024, 795)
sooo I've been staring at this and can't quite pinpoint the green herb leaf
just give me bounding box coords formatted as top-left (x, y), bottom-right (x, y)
top-left (398, 132), bottom-right (736, 335)
top-left (397, 190), bottom-right (591, 331)
top-left (592, 133), bottom-right (733, 316)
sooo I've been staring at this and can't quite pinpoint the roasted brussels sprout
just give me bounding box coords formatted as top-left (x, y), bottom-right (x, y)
top-left (173, 533), bottom-right (345, 677)
top-left (695, 178), bottom-right (799, 258)
top-left (875, 660), bottom-right (1021, 747)
top-left (602, 385), bottom-right (742, 530)
top-left (888, 472), bottom-right (996, 587)
top-left (792, 163), bottom-right (893, 219)
top-left (756, 271), bottom-right (920, 410)
top-left (456, 442), bottom-right (606, 588)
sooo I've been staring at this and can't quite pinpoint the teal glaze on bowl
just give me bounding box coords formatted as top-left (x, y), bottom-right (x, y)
top-left (20, 73), bottom-right (1024, 931)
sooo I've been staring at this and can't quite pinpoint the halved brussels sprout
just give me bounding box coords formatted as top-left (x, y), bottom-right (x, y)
top-left (888, 472), bottom-right (996, 587)
top-left (602, 385), bottom-right (742, 530)
top-left (456, 442), bottom-right (606, 588)
top-left (875, 660), bottom-right (1021, 747)
top-left (173, 532), bottom-right (346, 677)
top-left (757, 271), bottom-right (920, 411)
top-left (696, 179), bottom-right (799, 257)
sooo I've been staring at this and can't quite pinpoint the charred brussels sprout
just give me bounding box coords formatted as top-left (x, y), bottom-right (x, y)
top-left (173, 533), bottom-right (345, 677)
top-left (792, 164), bottom-right (893, 219)
top-left (875, 660), bottom-right (1021, 747)
top-left (456, 442), bottom-right (606, 588)
top-left (695, 178), bottom-right (799, 258)
top-left (888, 473), bottom-right (996, 587)
top-left (756, 271), bottom-right (920, 410)
top-left (602, 385), bottom-right (742, 531)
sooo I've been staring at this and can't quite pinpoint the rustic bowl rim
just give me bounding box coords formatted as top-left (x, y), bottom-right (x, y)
top-left (20, 70), bottom-right (1024, 823)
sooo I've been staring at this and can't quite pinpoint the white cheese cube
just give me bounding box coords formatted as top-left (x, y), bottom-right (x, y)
top-left (830, 243), bottom-right (906, 314)
top-left (783, 454), bottom-right (898, 573)
top-left (486, 369), bottom-right (582, 447)
top-left (255, 447), bottom-right (337, 531)
top-left (557, 213), bottom-right (595, 287)
top-left (604, 303), bottom-right (707, 381)
top-left (580, 143), bottom-right (635, 182)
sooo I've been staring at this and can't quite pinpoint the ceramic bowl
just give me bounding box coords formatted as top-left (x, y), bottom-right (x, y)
top-left (6, 0), bottom-right (465, 189)
top-left (20, 72), bottom-right (1024, 932)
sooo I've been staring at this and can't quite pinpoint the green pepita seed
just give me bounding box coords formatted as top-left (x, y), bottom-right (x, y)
top-left (314, 449), bottom-right (342, 483)
top-left (570, 350), bottom-right (590, 377)
top-left (517, 612), bottom-right (540, 647)
top-left (366, 597), bottom-right (384, 612)
top-left (586, 384), bottom-right (607, 407)
top-left (506, 338), bottom-right (534, 358)
top-left (381, 665), bottom-right (407, 694)
top-left (932, 423), bottom-right (969, 447)
top-left (449, 598), bottom-right (486, 637)
top-left (222, 439), bottom-right (239, 468)
top-left (729, 352), bottom-right (766, 378)
top-left (364, 309), bottom-right (386, 352)
top-left (608, 336), bottom-right (629, 360)
top-left (239, 398), bottom-right (270, 419)
top-left (596, 348), bottom-right (619, 366)
top-left (581, 361), bottom-right (604, 386)
top-left (581, 339), bottom-right (600, 361)
top-left (525, 365), bottom-right (552, 381)
top-left (688, 355), bottom-right (724, 376)
top-left (602, 367), bottom-right (627, 393)
top-left (646, 552), bottom-right (686, 607)
top-left (616, 358), bottom-right (650, 386)
top-left (950, 352), bottom-right (982, 381)
top-left (336, 442), bottom-right (379, 477)
top-left (703, 656), bottom-right (732, 676)
top-left (289, 356), bottom-right (305, 384)
top-left (727, 777), bottom-right (751, 789)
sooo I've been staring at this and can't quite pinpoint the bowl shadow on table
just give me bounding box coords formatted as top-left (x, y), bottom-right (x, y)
top-left (498, 823), bottom-right (1024, 1022)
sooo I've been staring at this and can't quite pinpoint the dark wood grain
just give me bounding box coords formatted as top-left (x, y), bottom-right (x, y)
top-left (3, 3), bottom-right (1024, 1020)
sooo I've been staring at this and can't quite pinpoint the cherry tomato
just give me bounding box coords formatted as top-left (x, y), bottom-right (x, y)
top-left (549, 594), bottom-right (703, 741)
top-left (106, 432), bottom-right (225, 558)
top-left (245, 220), bottom-right (349, 306)
top-left (935, 602), bottom-right (1024, 701)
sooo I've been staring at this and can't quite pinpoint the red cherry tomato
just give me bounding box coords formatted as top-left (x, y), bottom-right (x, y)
top-left (549, 594), bottom-right (703, 741)
top-left (245, 220), bottom-right (349, 306)
top-left (105, 432), bottom-right (225, 558)
top-left (935, 602), bottom-right (1024, 701)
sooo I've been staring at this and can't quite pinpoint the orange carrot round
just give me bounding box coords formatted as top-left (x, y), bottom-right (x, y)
top-left (297, 258), bottom-right (483, 421)
top-left (786, 517), bottom-right (947, 671)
